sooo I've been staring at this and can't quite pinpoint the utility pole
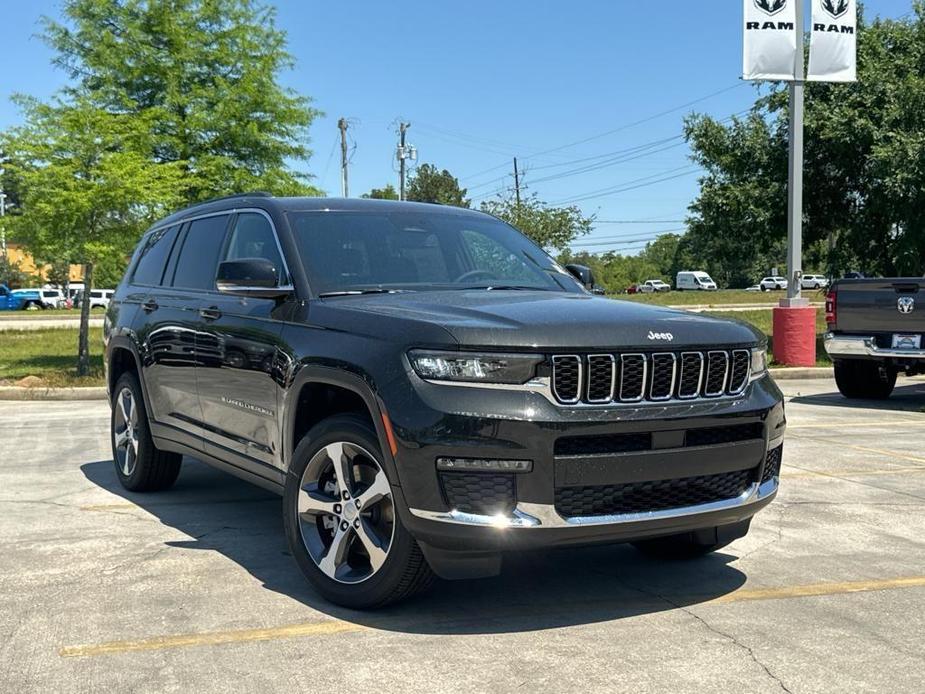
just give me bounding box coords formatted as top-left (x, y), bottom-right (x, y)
top-left (338, 118), bottom-right (349, 197)
top-left (783, 0), bottom-right (806, 307)
top-left (0, 160), bottom-right (8, 257)
top-left (398, 122), bottom-right (410, 201)
top-left (513, 157), bottom-right (521, 207)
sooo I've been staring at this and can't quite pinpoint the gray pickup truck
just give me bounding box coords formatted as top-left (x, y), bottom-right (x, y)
top-left (824, 278), bottom-right (925, 399)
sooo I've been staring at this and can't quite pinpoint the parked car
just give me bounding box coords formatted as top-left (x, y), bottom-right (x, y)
top-left (759, 276), bottom-right (788, 291)
top-left (639, 279), bottom-right (671, 293)
top-left (844, 271), bottom-right (866, 279)
top-left (39, 288), bottom-right (66, 308)
top-left (824, 277), bottom-right (925, 399)
top-left (801, 274), bottom-right (829, 290)
top-left (10, 288), bottom-right (44, 309)
top-left (676, 271), bottom-right (718, 291)
top-left (89, 289), bottom-right (115, 309)
top-left (105, 194), bottom-right (784, 608)
top-left (625, 284), bottom-right (639, 295)
top-left (0, 284), bottom-right (27, 311)
top-left (744, 285), bottom-right (762, 292)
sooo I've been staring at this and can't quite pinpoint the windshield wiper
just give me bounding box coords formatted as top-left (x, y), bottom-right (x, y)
top-left (318, 289), bottom-right (414, 298)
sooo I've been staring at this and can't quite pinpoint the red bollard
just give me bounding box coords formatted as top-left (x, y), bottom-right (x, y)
top-left (772, 306), bottom-right (817, 366)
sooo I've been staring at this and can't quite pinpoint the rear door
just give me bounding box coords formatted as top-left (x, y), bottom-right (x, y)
top-left (137, 214), bottom-right (231, 448)
top-left (194, 211), bottom-right (291, 471)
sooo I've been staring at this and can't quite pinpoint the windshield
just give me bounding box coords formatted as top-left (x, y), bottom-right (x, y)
top-left (288, 210), bottom-right (577, 295)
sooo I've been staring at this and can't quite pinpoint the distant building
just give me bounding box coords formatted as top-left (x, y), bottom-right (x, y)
top-left (4, 244), bottom-right (83, 284)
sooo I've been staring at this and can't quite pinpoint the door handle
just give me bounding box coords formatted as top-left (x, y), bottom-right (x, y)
top-left (199, 306), bottom-right (222, 321)
top-left (141, 299), bottom-right (158, 313)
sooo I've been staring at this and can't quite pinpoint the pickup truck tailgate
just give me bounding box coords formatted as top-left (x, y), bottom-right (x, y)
top-left (834, 279), bottom-right (925, 333)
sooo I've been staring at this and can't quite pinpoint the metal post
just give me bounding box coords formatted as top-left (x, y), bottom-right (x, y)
top-left (398, 123), bottom-right (409, 201)
top-left (783, 0), bottom-right (807, 307)
top-left (338, 118), bottom-right (349, 198)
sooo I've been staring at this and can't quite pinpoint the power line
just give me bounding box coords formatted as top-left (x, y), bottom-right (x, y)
top-left (595, 219), bottom-right (685, 224)
top-left (554, 167), bottom-right (703, 206)
top-left (570, 231), bottom-right (685, 248)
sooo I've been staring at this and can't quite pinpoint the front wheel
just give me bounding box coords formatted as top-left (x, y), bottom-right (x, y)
top-left (834, 360), bottom-right (896, 399)
top-left (284, 414), bottom-right (434, 609)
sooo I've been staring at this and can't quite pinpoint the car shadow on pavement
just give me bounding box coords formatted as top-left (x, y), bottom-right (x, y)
top-left (81, 458), bottom-right (747, 634)
top-left (789, 382), bottom-right (925, 413)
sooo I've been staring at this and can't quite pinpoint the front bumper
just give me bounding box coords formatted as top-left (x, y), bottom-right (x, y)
top-left (385, 371), bottom-right (785, 552)
top-left (824, 332), bottom-right (925, 360)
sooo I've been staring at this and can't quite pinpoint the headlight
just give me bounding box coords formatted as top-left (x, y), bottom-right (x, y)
top-left (408, 350), bottom-right (542, 384)
top-left (750, 347), bottom-right (768, 380)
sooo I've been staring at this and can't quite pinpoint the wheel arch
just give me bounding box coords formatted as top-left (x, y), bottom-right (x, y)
top-left (106, 335), bottom-right (153, 415)
top-left (283, 366), bottom-right (400, 486)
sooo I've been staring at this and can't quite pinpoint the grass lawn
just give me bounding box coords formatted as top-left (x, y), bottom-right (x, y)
top-left (617, 288), bottom-right (828, 306)
top-left (0, 308), bottom-right (102, 319)
top-left (703, 309), bottom-right (831, 366)
top-left (0, 327), bottom-right (105, 387)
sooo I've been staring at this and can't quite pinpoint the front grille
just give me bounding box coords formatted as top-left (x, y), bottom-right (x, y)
top-left (554, 468), bottom-right (755, 517)
top-left (550, 349), bottom-right (753, 405)
top-left (439, 472), bottom-right (516, 515)
top-left (686, 422), bottom-right (764, 447)
top-left (762, 444), bottom-right (783, 483)
top-left (554, 432), bottom-right (652, 456)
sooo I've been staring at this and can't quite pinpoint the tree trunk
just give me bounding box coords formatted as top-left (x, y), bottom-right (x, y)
top-left (77, 261), bottom-right (94, 377)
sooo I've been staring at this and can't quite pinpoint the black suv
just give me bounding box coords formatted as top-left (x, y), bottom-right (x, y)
top-left (104, 194), bottom-right (785, 608)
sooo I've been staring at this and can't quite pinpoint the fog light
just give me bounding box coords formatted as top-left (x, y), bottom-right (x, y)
top-left (436, 457), bottom-right (533, 473)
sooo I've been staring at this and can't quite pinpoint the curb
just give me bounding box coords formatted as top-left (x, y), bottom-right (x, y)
top-left (0, 386), bottom-right (108, 401)
top-left (768, 367), bottom-right (833, 380)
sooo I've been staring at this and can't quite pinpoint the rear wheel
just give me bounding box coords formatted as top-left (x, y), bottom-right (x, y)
top-left (834, 359), bottom-right (896, 399)
top-left (110, 372), bottom-right (182, 491)
top-left (284, 414), bottom-right (434, 609)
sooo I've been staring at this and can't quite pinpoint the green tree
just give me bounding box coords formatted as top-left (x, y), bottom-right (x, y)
top-left (362, 184), bottom-right (399, 200)
top-left (482, 192), bottom-right (594, 253)
top-left (4, 99), bottom-right (184, 375)
top-left (0, 254), bottom-right (33, 289)
top-left (43, 0), bottom-right (322, 202)
top-left (405, 164), bottom-right (469, 207)
top-left (685, 8), bottom-right (925, 281)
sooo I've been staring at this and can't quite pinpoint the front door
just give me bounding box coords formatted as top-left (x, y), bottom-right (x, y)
top-left (195, 211), bottom-right (293, 471)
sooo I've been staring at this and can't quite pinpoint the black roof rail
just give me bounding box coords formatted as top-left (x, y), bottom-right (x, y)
top-left (197, 191), bottom-right (273, 204)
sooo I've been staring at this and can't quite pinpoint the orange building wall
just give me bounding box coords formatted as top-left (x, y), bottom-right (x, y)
top-left (4, 244), bottom-right (84, 282)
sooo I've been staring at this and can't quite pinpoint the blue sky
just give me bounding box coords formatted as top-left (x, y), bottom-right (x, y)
top-left (0, 1), bottom-right (913, 254)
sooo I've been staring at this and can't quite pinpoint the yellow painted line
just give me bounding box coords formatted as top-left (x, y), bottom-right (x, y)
top-left (80, 503), bottom-right (136, 512)
top-left (788, 436), bottom-right (925, 467)
top-left (711, 576), bottom-right (925, 605)
top-left (783, 466), bottom-right (925, 479)
top-left (59, 620), bottom-right (364, 658)
top-left (787, 420), bottom-right (925, 429)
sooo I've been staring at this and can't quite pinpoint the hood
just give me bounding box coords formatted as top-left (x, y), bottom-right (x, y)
top-left (315, 290), bottom-right (763, 350)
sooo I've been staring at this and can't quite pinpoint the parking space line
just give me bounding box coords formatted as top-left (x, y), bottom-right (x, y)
top-left (59, 620), bottom-right (364, 658)
top-left (787, 420), bottom-right (925, 429)
top-left (711, 576), bottom-right (925, 605)
top-left (787, 435), bottom-right (925, 467)
top-left (783, 466), bottom-right (925, 479)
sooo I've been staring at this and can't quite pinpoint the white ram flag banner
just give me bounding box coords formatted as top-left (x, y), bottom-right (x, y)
top-left (808, 0), bottom-right (857, 81)
top-left (743, 0), bottom-right (798, 81)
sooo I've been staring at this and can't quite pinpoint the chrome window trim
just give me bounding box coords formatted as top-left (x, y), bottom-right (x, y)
top-left (677, 351), bottom-right (705, 399)
top-left (585, 354), bottom-right (616, 403)
top-left (703, 350), bottom-right (730, 397)
top-left (648, 352), bottom-right (677, 402)
top-left (551, 355), bottom-right (583, 404)
top-left (409, 477), bottom-right (778, 529)
top-left (619, 353), bottom-right (647, 403)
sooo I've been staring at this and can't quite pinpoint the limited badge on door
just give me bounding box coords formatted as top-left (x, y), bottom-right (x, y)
top-left (891, 334), bottom-right (922, 350)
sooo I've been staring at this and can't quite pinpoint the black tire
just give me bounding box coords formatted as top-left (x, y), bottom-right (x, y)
top-left (632, 528), bottom-right (738, 560)
top-left (110, 371), bottom-right (182, 491)
top-left (834, 359), bottom-right (897, 399)
top-left (284, 414), bottom-right (434, 609)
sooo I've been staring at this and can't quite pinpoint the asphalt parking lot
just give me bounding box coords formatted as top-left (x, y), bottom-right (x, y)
top-left (1, 377), bottom-right (924, 693)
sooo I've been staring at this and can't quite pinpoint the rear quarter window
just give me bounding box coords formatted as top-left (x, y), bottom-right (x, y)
top-left (132, 225), bottom-right (180, 286)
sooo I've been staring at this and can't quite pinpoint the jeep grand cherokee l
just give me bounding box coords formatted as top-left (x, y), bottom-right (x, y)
top-left (104, 194), bottom-right (785, 608)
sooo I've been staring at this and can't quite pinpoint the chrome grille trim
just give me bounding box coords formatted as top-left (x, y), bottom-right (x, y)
top-left (619, 354), bottom-right (647, 402)
top-left (648, 352), bottom-right (677, 401)
top-left (586, 354), bottom-right (616, 403)
top-left (551, 355), bottom-right (582, 404)
top-left (549, 349), bottom-right (752, 405)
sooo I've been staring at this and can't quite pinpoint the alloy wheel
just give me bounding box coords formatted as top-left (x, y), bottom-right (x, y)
top-left (113, 387), bottom-right (140, 476)
top-left (297, 442), bottom-right (395, 584)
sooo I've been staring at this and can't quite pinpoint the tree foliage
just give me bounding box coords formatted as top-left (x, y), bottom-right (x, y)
top-left (684, 7), bottom-right (925, 282)
top-left (42, 0), bottom-right (322, 201)
top-left (481, 192), bottom-right (593, 253)
top-left (405, 164), bottom-right (470, 207)
top-left (362, 184), bottom-right (399, 200)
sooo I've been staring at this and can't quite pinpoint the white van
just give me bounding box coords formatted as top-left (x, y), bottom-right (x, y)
top-left (676, 271), bottom-right (718, 291)
top-left (89, 289), bottom-right (115, 309)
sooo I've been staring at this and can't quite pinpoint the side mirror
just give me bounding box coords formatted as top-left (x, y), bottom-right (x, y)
top-left (565, 264), bottom-right (595, 291)
top-left (216, 258), bottom-right (290, 298)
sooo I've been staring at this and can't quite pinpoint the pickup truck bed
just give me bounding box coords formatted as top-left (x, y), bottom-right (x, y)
top-left (824, 278), bottom-right (925, 398)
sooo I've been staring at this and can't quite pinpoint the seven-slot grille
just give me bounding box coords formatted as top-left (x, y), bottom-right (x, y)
top-left (551, 349), bottom-right (751, 405)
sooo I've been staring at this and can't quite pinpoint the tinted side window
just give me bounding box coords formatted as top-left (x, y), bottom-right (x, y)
top-left (171, 215), bottom-right (231, 290)
top-left (222, 213), bottom-right (287, 283)
top-left (132, 225), bottom-right (180, 286)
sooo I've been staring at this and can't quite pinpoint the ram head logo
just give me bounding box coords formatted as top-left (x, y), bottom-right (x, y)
top-left (754, 0), bottom-right (787, 16)
top-left (822, 0), bottom-right (850, 19)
